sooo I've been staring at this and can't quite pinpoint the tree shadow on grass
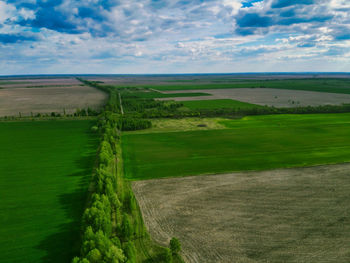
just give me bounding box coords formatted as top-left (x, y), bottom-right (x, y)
top-left (35, 133), bottom-right (99, 262)
top-left (35, 190), bottom-right (87, 263)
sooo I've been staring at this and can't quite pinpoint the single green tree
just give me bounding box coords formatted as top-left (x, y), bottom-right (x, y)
top-left (170, 237), bottom-right (181, 254)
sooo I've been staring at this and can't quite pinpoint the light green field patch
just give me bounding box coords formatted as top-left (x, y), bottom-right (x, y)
top-left (124, 117), bottom-right (227, 134)
top-left (122, 113), bottom-right (350, 180)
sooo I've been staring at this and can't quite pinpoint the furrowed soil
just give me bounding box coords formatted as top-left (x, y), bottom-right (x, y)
top-left (132, 163), bottom-right (350, 263)
top-left (0, 78), bottom-right (80, 88)
top-left (0, 85), bottom-right (108, 116)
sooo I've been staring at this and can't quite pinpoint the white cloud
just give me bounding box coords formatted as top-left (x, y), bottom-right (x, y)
top-left (0, 1), bottom-right (16, 23)
top-left (0, 0), bottom-right (349, 74)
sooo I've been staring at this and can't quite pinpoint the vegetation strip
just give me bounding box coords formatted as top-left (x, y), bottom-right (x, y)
top-left (73, 79), bottom-right (184, 262)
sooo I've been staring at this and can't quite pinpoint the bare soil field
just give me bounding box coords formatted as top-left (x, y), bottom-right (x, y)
top-left (0, 85), bottom-right (108, 116)
top-left (0, 78), bottom-right (80, 88)
top-left (133, 163), bottom-right (350, 263)
top-left (157, 88), bottom-right (350, 107)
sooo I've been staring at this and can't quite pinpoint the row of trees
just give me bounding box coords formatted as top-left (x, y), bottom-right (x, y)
top-left (73, 79), bottom-right (183, 262)
top-left (134, 103), bottom-right (350, 119)
top-left (73, 107), bottom-right (149, 262)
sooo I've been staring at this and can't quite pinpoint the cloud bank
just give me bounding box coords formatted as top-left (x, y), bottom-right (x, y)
top-left (0, 0), bottom-right (349, 74)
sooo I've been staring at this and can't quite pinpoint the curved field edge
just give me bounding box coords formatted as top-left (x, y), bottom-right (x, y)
top-left (122, 113), bottom-right (350, 180)
top-left (132, 163), bottom-right (350, 262)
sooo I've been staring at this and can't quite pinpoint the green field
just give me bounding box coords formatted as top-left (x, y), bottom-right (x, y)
top-left (147, 78), bottom-right (350, 94)
top-left (0, 120), bottom-right (98, 263)
top-left (122, 90), bottom-right (210, 99)
top-left (181, 99), bottom-right (261, 110)
top-left (122, 113), bottom-right (350, 180)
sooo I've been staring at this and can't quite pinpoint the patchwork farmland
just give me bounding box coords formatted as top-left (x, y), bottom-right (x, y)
top-left (2, 74), bottom-right (350, 263)
top-left (157, 88), bottom-right (350, 107)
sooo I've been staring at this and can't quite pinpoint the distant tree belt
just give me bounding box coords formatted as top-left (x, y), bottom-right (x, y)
top-left (72, 111), bottom-right (141, 263)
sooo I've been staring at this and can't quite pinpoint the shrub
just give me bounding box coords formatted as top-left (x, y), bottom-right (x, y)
top-left (170, 237), bottom-right (181, 254)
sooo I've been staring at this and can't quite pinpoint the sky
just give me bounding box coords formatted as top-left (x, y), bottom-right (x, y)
top-left (0, 0), bottom-right (349, 74)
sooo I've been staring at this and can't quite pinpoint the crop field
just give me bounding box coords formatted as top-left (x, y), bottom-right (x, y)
top-left (87, 75), bottom-right (350, 92)
top-left (0, 84), bottom-right (108, 117)
top-left (122, 90), bottom-right (210, 99)
top-left (0, 77), bottom-right (80, 88)
top-left (133, 163), bottom-right (350, 262)
top-left (181, 99), bottom-right (261, 110)
top-left (0, 120), bottom-right (98, 263)
top-left (147, 78), bottom-right (350, 94)
top-left (157, 88), bottom-right (350, 107)
top-left (122, 113), bottom-right (350, 180)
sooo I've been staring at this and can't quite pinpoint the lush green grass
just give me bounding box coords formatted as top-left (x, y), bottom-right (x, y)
top-left (0, 81), bottom-right (29, 85)
top-left (122, 91), bottom-right (210, 99)
top-left (122, 113), bottom-right (350, 180)
top-left (181, 99), bottom-right (261, 110)
top-left (0, 120), bottom-right (98, 263)
top-left (147, 78), bottom-right (350, 94)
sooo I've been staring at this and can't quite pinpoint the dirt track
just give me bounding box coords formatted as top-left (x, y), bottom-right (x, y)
top-left (157, 88), bottom-right (350, 107)
top-left (133, 163), bottom-right (350, 262)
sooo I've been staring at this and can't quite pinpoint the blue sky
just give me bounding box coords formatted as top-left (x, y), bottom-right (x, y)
top-left (0, 0), bottom-right (349, 74)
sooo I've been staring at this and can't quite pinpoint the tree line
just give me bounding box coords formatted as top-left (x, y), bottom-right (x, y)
top-left (73, 79), bottom-right (183, 263)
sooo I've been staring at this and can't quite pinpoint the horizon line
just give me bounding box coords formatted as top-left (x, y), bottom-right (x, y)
top-left (1, 72), bottom-right (350, 78)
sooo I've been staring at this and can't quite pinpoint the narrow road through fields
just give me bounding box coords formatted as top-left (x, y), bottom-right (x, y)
top-left (118, 92), bottom-right (124, 115)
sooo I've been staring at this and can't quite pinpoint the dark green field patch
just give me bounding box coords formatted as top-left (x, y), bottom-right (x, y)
top-left (145, 78), bottom-right (350, 94)
top-left (0, 81), bottom-right (29, 85)
top-left (0, 120), bottom-right (98, 263)
top-left (181, 99), bottom-right (262, 110)
top-left (122, 91), bottom-right (210, 99)
top-left (122, 113), bottom-right (350, 180)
